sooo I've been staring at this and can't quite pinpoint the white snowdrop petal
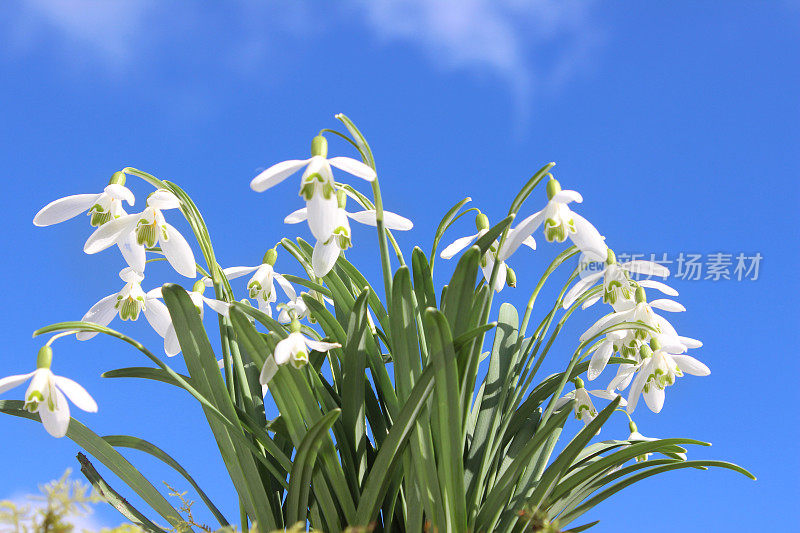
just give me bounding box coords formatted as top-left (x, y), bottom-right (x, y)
top-left (563, 271), bottom-right (603, 309)
top-left (440, 233), bottom-right (480, 259)
top-left (327, 157), bottom-right (377, 181)
top-left (164, 326), bottom-right (181, 357)
top-left (33, 193), bottom-right (101, 227)
top-left (76, 294), bottom-right (119, 341)
top-left (273, 338), bottom-right (293, 366)
top-left (552, 190), bottom-right (583, 204)
top-left (161, 223), bottom-right (196, 278)
top-left (569, 212), bottom-right (608, 262)
top-left (40, 388), bottom-right (70, 438)
top-left (348, 209), bottom-right (414, 231)
top-left (259, 356), bottom-right (279, 388)
top-left (670, 354), bottom-right (710, 376)
top-left (284, 207), bottom-right (308, 224)
top-left (273, 274), bottom-right (297, 300)
top-left (147, 190), bottom-right (181, 210)
top-left (250, 159), bottom-right (310, 192)
top-left (644, 387), bottom-right (665, 413)
top-left (312, 239), bottom-right (340, 277)
top-left (83, 213), bottom-right (140, 254)
top-left (105, 184), bottom-right (135, 206)
top-left (678, 336), bottom-right (703, 349)
top-left (202, 296), bottom-right (231, 317)
top-left (637, 279), bottom-right (678, 297)
top-left (305, 338), bottom-right (342, 352)
top-left (649, 299), bottom-right (686, 312)
top-left (220, 266), bottom-right (261, 282)
top-left (0, 372), bottom-right (35, 395)
top-left (307, 195), bottom-right (339, 242)
top-left (521, 235), bottom-right (537, 250)
top-left (143, 298), bottom-right (172, 337)
top-left (117, 235), bottom-right (146, 275)
top-left (499, 210), bottom-right (545, 261)
top-left (626, 370), bottom-right (647, 414)
top-left (54, 376), bottom-right (98, 413)
top-left (587, 342), bottom-right (614, 381)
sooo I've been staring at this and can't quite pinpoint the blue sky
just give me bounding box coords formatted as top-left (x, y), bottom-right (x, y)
top-left (0, 1), bottom-right (797, 531)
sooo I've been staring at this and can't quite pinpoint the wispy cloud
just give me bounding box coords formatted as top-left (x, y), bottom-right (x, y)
top-left (1, 0), bottom-right (603, 126)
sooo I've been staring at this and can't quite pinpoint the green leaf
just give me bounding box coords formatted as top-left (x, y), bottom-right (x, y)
top-left (285, 409), bottom-right (342, 525)
top-left (0, 401), bottom-right (182, 528)
top-left (412, 247), bottom-right (437, 310)
top-left (508, 162), bottom-right (556, 216)
top-left (102, 435), bottom-right (229, 527)
top-left (342, 289), bottom-right (372, 487)
top-left (162, 284), bottom-right (276, 531)
top-left (101, 367), bottom-right (192, 389)
top-left (423, 309), bottom-right (467, 532)
top-left (77, 452), bottom-right (165, 533)
top-left (353, 366), bottom-right (436, 526)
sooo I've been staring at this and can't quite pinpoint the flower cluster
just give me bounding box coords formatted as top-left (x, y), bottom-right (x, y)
top-left (442, 174), bottom-right (710, 429)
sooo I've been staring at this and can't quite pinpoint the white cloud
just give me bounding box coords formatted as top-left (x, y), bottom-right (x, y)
top-left (1, 0), bottom-right (602, 126)
top-left (348, 0), bottom-right (602, 128)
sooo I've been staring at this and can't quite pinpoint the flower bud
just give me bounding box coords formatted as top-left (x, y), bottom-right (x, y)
top-left (109, 170), bottom-right (126, 186)
top-left (506, 266), bottom-right (517, 288)
top-left (475, 213), bottom-right (490, 231)
top-left (546, 177), bottom-right (561, 200)
top-left (36, 346), bottom-right (53, 369)
top-left (263, 248), bottom-right (278, 266)
top-left (192, 280), bottom-right (206, 294)
top-left (628, 420), bottom-right (638, 434)
top-left (311, 135), bottom-right (328, 158)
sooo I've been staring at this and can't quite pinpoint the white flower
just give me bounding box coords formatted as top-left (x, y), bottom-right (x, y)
top-left (563, 251), bottom-right (676, 311)
top-left (33, 181), bottom-right (146, 272)
top-left (285, 198), bottom-right (413, 277)
top-left (276, 290), bottom-right (333, 324)
top-left (626, 344), bottom-right (710, 414)
top-left (500, 177), bottom-right (607, 262)
top-left (259, 323), bottom-right (341, 387)
top-left (214, 259), bottom-right (296, 317)
top-left (76, 268), bottom-right (180, 355)
top-left (555, 380), bottom-right (626, 429)
top-left (34, 182), bottom-right (135, 229)
top-left (250, 135), bottom-right (377, 243)
top-left (0, 359), bottom-right (97, 438)
top-left (83, 189), bottom-right (196, 278)
top-left (440, 213), bottom-right (535, 292)
top-left (626, 421), bottom-right (687, 462)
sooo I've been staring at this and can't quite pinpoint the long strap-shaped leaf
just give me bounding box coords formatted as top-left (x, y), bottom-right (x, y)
top-left (0, 401), bottom-right (182, 528)
top-left (162, 284), bottom-right (275, 531)
top-left (423, 309), bottom-right (467, 532)
top-left (77, 452), bottom-right (165, 533)
top-left (102, 435), bottom-right (229, 527)
top-left (285, 409), bottom-right (342, 525)
top-left (342, 290), bottom-right (371, 489)
top-left (353, 366), bottom-right (435, 526)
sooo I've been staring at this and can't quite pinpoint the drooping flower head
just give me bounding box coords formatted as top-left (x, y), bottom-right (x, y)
top-left (500, 176), bottom-right (607, 263)
top-left (0, 346), bottom-right (97, 438)
top-left (213, 249), bottom-right (297, 316)
top-left (250, 135), bottom-right (378, 243)
top-left (84, 189), bottom-right (196, 278)
top-left (440, 212), bottom-right (534, 292)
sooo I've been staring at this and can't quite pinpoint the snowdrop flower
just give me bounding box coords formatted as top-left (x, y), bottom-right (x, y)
top-left (564, 250), bottom-right (676, 310)
top-left (626, 339), bottom-right (710, 414)
top-left (148, 281), bottom-right (230, 356)
top-left (440, 213), bottom-right (534, 292)
top-left (285, 190), bottom-right (413, 277)
top-left (555, 378), bottom-right (627, 427)
top-left (500, 177), bottom-right (607, 262)
top-left (33, 172), bottom-right (134, 229)
top-left (33, 173), bottom-right (146, 272)
top-left (625, 420), bottom-right (687, 462)
top-left (259, 320), bottom-right (341, 388)
top-left (277, 290), bottom-right (335, 324)
top-left (84, 189), bottom-right (196, 278)
top-left (250, 135), bottom-right (377, 243)
top-left (0, 347), bottom-right (97, 438)
top-left (212, 250), bottom-right (297, 316)
top-left (77, 267), bottom-right (173, 344)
